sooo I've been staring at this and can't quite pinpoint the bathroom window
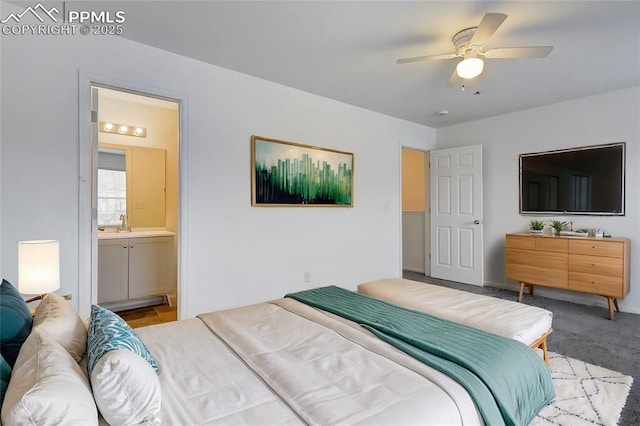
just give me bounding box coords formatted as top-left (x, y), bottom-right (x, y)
top-left (97, 169), bottom-right (127, 226)
top-left (97, 148), bottom-right (127, 227)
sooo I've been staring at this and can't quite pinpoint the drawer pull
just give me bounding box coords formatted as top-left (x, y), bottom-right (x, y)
top-left (123, 244), bottom-right (127, 249)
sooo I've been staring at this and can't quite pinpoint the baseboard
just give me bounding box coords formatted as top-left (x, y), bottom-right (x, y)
top-left (101, 295), bottom-right (168, 312)
top-left (483, 280), bottom-right (640, 315)
top-left (403, 267), bottom-right (425, 274)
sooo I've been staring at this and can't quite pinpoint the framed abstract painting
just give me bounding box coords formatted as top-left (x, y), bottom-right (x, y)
top-left (251, 135), bottom-right (353, 207)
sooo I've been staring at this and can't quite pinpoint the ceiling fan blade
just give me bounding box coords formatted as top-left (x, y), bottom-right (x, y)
top-left (396, 52), bottom-right (459, 64)
top-left (484, 46), bottom-right (553, 59)
top-left (470, 13), bottom-right (507, 45)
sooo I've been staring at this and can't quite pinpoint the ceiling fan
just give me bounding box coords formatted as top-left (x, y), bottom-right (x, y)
top-left (397, 13), bottom-right (553, 84)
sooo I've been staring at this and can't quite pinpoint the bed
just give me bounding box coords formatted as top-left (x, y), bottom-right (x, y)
top-left (0, 280), bottom-right (554, 426)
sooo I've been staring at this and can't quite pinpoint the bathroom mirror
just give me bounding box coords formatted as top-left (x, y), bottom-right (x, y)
top-left (98, 143), bottom-right (167, 228)
top-left (97, 147), bottom-right (127, 227)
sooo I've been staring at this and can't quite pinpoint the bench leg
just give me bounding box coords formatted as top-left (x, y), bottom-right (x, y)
top-left (529, 329), bottom-right (552, 366)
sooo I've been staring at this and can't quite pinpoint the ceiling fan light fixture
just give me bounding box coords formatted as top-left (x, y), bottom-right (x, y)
top-left (456, 57), bottom-right (484, 79)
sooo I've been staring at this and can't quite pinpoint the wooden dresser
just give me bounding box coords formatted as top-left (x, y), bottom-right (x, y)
top-left (505, 233), bottom-right (630, 320)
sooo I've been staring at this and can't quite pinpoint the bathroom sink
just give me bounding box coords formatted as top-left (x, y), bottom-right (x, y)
top-left (98, 225), bottom-right (133, 233)
top-left (97, 229), bottom-right (174, 239)
top-left (98, 227), bottom-right (120, 233)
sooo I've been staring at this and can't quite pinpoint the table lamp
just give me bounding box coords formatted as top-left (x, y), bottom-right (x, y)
top-left (18, 240), bottom-right (60, 303)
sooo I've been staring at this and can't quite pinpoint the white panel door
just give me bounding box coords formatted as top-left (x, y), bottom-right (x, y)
top-left (430, 145), bottom-right (483, 285)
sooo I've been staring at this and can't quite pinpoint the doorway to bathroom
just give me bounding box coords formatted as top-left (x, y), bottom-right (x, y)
top-left (94, 87), bottom-right (180, 326)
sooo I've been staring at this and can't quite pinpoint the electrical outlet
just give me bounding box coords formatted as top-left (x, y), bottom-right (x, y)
top-left (304, 272), bottom-right (311, 283)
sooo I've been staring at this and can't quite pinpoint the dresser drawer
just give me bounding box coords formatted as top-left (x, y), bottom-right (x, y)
top-left (535, 238), bottom-right (568, 253)
top-left (505, 235), bottom-right (535, 250)
top-left (569, 240), bottom-right (623, 258)
top-left (569, 254), bottom-right (623, 277)
top-left (507, 264), bottom-right (568, 288)
top-left (506, 249), bottom-right (567, 270)
top-left (569, 272), bottom-right (623, 297)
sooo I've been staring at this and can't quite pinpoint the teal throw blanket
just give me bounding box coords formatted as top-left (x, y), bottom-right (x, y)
top-left (286, 286), bottom-right (554, 426)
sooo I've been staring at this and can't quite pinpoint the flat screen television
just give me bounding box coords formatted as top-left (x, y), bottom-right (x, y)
top-left (520, 142), bottom-right (625, 216)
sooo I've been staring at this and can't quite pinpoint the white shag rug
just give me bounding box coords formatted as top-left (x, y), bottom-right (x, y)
top-left (533, 352), bottom-right (633, 426)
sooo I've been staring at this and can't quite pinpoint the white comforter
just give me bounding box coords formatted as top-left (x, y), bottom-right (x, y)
top-left (136, 298), bottom-right (482, 425)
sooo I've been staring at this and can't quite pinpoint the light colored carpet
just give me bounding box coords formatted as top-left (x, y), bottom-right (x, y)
top-left (534, 352), bottom-right (633, 426)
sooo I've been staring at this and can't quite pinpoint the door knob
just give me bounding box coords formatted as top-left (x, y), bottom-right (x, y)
top-left (474, 220), bottom-right (481, 225)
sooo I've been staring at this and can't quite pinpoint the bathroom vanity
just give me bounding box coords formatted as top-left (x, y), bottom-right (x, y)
top-left (97, 230), bottom-right (175, 308)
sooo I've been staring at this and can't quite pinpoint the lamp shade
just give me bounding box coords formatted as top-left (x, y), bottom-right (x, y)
top-left (456, 57), bottom-right (484, 79)
top-left (18, 240), bottom-right (60, 294)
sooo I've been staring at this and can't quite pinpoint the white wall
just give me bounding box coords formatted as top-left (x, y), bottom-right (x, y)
top-left (0, 14), bottom-right (435, 317)
top-left (437, 86), bottom-right (640, 312)
top-left (402, 212), bottom-right (425, 273)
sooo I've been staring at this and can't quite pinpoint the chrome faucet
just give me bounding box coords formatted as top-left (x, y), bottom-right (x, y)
top-left (119, 214), bottom-right (128, 231)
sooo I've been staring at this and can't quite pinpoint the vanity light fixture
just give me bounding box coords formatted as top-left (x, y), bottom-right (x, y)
top-left (100, 121), bottom-right (147, 138)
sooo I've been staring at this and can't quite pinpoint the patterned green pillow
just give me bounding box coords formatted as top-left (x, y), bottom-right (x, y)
top-left (86, 305), bottom-right (158, 376)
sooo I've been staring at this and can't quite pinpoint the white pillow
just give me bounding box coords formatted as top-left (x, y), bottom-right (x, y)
top-left (91, 349), bottom-right (161, 425)
top-left (0, 329), bottom-right (98, 425)
top-left (33, 292), bottom-right (87, 362)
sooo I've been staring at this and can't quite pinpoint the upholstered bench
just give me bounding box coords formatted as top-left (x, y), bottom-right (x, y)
top-left (358, 278), bottom-right (553, 363)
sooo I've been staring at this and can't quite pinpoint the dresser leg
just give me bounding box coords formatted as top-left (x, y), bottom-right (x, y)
top-left (614, 298), bottom-right (620, 312)
top-left (518, 282), bottom-right (525, 303)
top-left (518, 282), bottom-right (535, 302)
top-left (606, 297), bottom-right (616, 321)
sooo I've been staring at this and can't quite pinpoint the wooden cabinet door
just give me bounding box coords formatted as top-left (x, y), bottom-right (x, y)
top-left (128, 236), bottom-right (175, 299)
top-left (97, 239), bottom-right (129, 304)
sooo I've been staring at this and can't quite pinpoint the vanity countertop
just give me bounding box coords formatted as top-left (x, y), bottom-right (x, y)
top-left (97, 229), bottom-right (174, 240)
